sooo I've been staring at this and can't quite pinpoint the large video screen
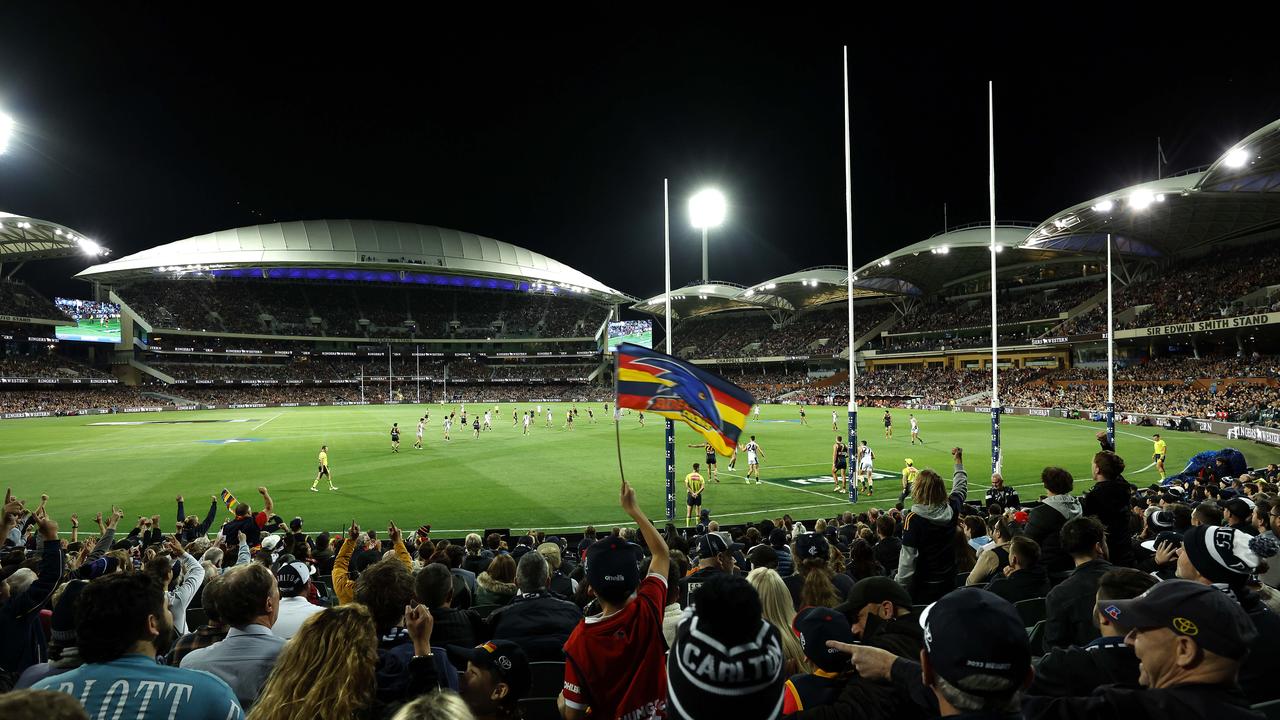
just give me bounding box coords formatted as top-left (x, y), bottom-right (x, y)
top-left (54, 298), bottom-right (122, 343)
top-left (607, 319), bottom-right (652, 353)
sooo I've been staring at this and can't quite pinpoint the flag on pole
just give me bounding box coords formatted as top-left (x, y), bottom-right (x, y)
top-left (219, 488), bottom-right (238, 512)
top-left (614, 342), bottom-right (755, 456)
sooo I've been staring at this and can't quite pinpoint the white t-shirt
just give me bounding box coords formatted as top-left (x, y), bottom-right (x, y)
top-left (416, 422), bottom-right (424, 436)
top-left (910, 418), bottom-right (919, 431)
top-left (860, 447), bottom-right (875, 467)
top-left (272, 596), bottom-right (325, 640)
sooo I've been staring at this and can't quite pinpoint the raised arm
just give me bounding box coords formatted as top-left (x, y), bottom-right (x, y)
top-left (332, 521), bottom-right (359, 605)
top-left (196, 497), bottom-right (218, 536)
top-left (389, 521), bottom-right (412, 570)
top-left (176, 495), bottom-right (186, 524)
top-left (258, 486), bottom-right (274, 514)
top-left (949, 447), bottom-right (968, 502)
top-left (621, 479), bottom-right (667, 574)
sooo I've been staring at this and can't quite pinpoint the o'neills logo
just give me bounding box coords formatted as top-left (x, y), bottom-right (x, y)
top-left (604, 574), bottom-right (624, 582)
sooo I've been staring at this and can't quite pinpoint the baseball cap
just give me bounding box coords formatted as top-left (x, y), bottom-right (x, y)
top-left (584, 537), bottom-right (641, 595)
top-left (261, 534), bottom-right (282, 551)
top-left (274, 561), bottom-right (311, 597)
top-left (448, 641), bottom-right (531, 698)
top-left (1098, 579), bottom-right (1257, 659)
top-left (1147, 509), bottom-right (1175, 531)
top-left (835, 576), bottom-right (913, 618)
top-left (746, 544), bottom-right (778, 568)
top-left (792, 607), bottom-right (856, 673)
top-left (694, 533), bottom-right (742, 559)
top-left (919, 589), bottom-right (1030, 694)
top-left (768, 528), bottom-right (789, 548)
top-left (1182, 525), bottom-right (1279, 586)
top-left (1223, 497), bottom-right (1256, 522)
top-left (904, 458), bottom-right (914, 466)
top-left (288, 516), bottom-right (304, 532)
top-left (1140, 530), bottom-right (1183, 553)
top-left (794, 533), bottom-right (830, 562)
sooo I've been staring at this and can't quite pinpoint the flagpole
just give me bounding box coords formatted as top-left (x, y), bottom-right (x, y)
top-left (1106, 233), bottom-right (1115, 448)
top-left (664, 178), bottom-right (676, 521)
top-left (842, 46), bottom-right (858, 504)
top-left (988, 81), bottom-right (1001, 475)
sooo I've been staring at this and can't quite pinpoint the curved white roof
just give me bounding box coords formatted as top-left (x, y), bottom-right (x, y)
top-left (77, 219), bottom-right (635, 303)
top-left (0, 211), bottom-right (105, 262)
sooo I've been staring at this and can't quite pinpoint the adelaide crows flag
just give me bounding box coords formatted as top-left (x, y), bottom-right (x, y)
top-left (614, 342), bottom-right (755, 455)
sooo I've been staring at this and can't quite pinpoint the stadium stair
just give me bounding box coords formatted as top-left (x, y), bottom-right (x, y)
top-left (1037, 287), bottom-right (1106, 339)
top-left (954, 389), bottom-right (992, 405)
top-left (130, 359), bottom-right (176, 384)
top-left (855, 313), bottom-right (901, 350)
top-left (144, 390), bottom-right (196, 406)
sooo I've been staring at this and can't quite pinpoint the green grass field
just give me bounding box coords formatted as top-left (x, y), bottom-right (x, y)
top-left (2, 404), bottom-right (1278, 536)
top-left (54, 318), bottom-right (122, 343)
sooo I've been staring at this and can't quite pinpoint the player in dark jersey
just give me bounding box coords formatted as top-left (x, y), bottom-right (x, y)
top-left (390, 423), bottom-right (401, 452)
top-left (688, 442), bottom-right (720, 483)
top-left (472, 416), bottom-right (481, 438)
top-left (883, 409), bottom-right (892, 439)
top-left (832, 437), bottom-right (849, 493)
top-left (638, 410), bottom-right (645, 427)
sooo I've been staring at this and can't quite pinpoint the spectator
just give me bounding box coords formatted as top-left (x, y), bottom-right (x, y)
top-left (985, 473), bottom-right (1020, 510)
top-left (536, 542), bottom-right (576, 597)
top-left (246, 605), bottom-right (379, 720)
top-left (1025, 467), bottom-right (1081, 574)
top-left (770, 528), bottom-right (794, 577)
top-left (487, 551), bottom-right (581, 660)
top-left (180, 563), bottom-right (285, 709)
top-left (747, 544), bottom-right (779, 571)
top-left (1044, 517), bottom-right (1111, 650)
top-left (872, 515), bottom-right (901, 577)
top-left (836, 576), bottom-right (923, 657)
top-left (475, 554), bottom-right (517, 607)
top-left (461, 533), bottom-right (491, 576)
top-left (1022, 581), bottom-right (1261, 719)
top-left (334, 521), bottom-right (411, 605)
top-left (0, 510), bottom-right (62, 678)
top-left (896, 447), bottom-right (969, 604)
top-left (559, 479), bottom-right (669, 720)
top-left (169, 575), bottom-right (228, 666)
top-left (176, 494), bottom-right (219, 544)
top-left (782, 606), bottom-right (857, 714)
top-left (1028, 567), bottom-right (1157, 697)
top-left (14, 580), bottom-right (87, 688)
top-left (0, 689), bottom-right (90, 720)
top-left (1082, 451), bottom-right (1136, 568)
top-left (962, 516), bottom-right (990, 552)
top-left (667, 573), bottom-right (786, 719)
top-left (678, 533), bottom-right (740, 608)
top-left (786, 532), bottom-right (853, 611)
top-left (444, 545), bottom-right (478, 599)
top-left (388, 692), bottom-right (474, 720)
top-left (1176, 524), bottom-right (1280, 703)
top-left (845, 538), bottom-right (884, 582)
top-left (446, 641), bottom-right (531, 720)
top-left (1260, 498), bottom-right (1280, 589)
top-left (967, 517), bottom-right (1013, 586)
top-left (32, 573), bottom-right (242, 719)
top-left (663, 559), bottom-right (686, 648)
top-left (413, 563), bottom-right (484, 649)
top-left (145, 535), bottom-right (205, 636)
top-left (1223, 498), bottom-right (1260, 537)
top-left (271, 560), bottom-right (323, 639)
top-left (219, 487), bottom-right (274, 547)
top-left (746, 567), bottom-right (809, 677)
top-left (353, 554), bottom-right (421, 701)
top-left (984, 536), bottom-right (1049, 604)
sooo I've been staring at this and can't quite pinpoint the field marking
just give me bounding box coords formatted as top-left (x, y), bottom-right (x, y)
top-left (250, 413), bottom-right (283, 432)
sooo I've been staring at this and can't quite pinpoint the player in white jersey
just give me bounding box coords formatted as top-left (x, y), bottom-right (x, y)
top-left (483, 411), bottom-right (492, 431)
top-left (443, 415), bottom-right (452, 442)
top-left (743, 435), bottom-right (765, 485)
top-left (522, 412), bottom-right (531, 435)
top-left (414, 418), bottom-right (425, 449)
top-left (536, 404), bottom-right (542, 416)
top-left (832, 410), bottom-right (839, 431)
top-left (857, 440), bottom-right (875, 495)
top-left (613, 407), bottom-right (621, 422)
top-left (754, 405), bottom-right (761, 421)
top-left (545, 408), bottom-right (553, 428)
top-left (909, 414), bottom-right (923, 445)
top-left (587, 408), bottom-right (596, 424)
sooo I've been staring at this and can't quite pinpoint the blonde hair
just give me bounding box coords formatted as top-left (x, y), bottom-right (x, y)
top-left (391, 692), bottom-right (476, 720)
top-left (247, 605), bottom-right (378, 720)
top-left (747, 567), bottom-right (811, 674)
top-left (912, 469), bottom-right (946, 506)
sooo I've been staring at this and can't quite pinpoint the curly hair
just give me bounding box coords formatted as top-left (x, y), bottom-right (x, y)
top-left (248, 605), bottom-right (378, 720)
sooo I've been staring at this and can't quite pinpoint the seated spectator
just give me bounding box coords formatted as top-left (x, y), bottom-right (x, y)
top-left (353, 552), bottom-right (421, 701)
top-left (896, 447), bottom-right (969, 604)
top-left (1025, 467), bottom-right (1081, 574)
top-left (169, 575), bottom-right (228, 666)
top-left (461, 533), bottom-right (491, 576)
top-left (667, 573), bottom-right (785, 719)
top-left (967, 517), bottom-right (1014, 586)
top-left (679, 532), bottom-right (741, 608)
top-left (487, 551), bottom-right (581, 660)
top-left (271, 560), bottom-right (323, 640)
top-left (33, 573), bottom-right (242, 719)
top-left (963, 516), bottom-right (991, 552)
top-left (180, 563), bottom-right (285, 709)
top-left (985, 473), bottom-right (1020, 509)
top-left (15, 579), bottom-right (87, 688)
top-left (536, 541), bottom-right (576, 597)
top-left (984, 536), bottom-right (1050, 604)
top-left (0, 511), bottom-right (62, 678)
top-left (844, 538), bottom-right (884, 582)
top-left (746, 567), bottom-right (808, 677)
top-left (783, 606), bottom-right (856, 714)
top-left (1029, 567), bottom-right (1157, 697)
top-left (1045, 517), bottom-right (1111, 650)
top-left (836, 576), bottom-right (923, 657)
top-left (0, 688), bottom-right (90, 720)
top-left (559, 479), bottom-right (669, 720)
top-left (663, 559), bottom-right (687, 648)
top-left (413, 563), bottom-right (484, 650)
top-left (1022, 581), bottom-right (1261, 719)
top-left (785, 533), bottom-right (853, 611)
top-left (475, 554), bottom-right (517, 607)
top-left (1223, 498), bottom-right (1260, 537)
top-left (446, 641), bottom-right (530, 720)
top-left (387, 692), bottom-right (473, 720)
top-left (770, 528), bottom-right (794, 577)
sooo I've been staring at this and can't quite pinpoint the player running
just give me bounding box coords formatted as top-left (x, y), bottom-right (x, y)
top-left (414, 417), bottom-right (425, 449)
top-left (909, 414), bottom-right (922, 445)
top-left (743, 435), bottom-right (765, 485)
top-left (726, 446), bottom-right (738, 471)
top-left (472, 416), bottom-right (481, 438)
top-left (565, 410), bottom-right (574, 431)
top-left (512, 409), bottom-right (519, 427)
top-left (832, 409), bottom-right (839, 432)
top-left (857, 440), bottom-right (875, 496)
top-left (443, 414), bottom-right (453, 442)
top-left (1153, 433), bottom-right (1168, 480)
top-left (684, 463), bottom-right (705, 526)
top-left (638, 410), bottom-right (645, 427)
top-left (688, 442), bottom-right (720, 483)
top-left (545, 407), bottom-right (553, 428)
top-left (832, 436), bottom-right (849, 493)
top-left (310, 445), bottom-right (338, 492)
top-left (390, 423), bottom-right (401, 452)
top-left (587, 408), bottom-right (595, 424)
top-left (898, 458), bottom-right (918, 504)
top-left (883, 409), bottom-right (893, 439)
top-left (754, 405), bottom-right (761, 421)
top-left (799, 405), bottom-right (808, 425)
top-left (522, 412), bottom-right (531, 435)
top-left (483, 410), bottom-right (492, 431)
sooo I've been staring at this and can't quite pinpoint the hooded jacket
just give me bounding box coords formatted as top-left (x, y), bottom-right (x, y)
top-left (895, 463), bottom-right (969, 603)
top-left (1026, 494), bottom-right (1082, 573)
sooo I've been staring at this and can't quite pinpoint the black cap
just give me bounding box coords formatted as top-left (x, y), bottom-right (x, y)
top-left (1098, 579), bottom-right (1257, 659)
top-left (274, 561), bottom-right (311, 597)
top-left (289, 516), bottom-right (304, 532)
top-left (694, 533), bottom-right (742, 559)
top-left (1223, 497), bottom-right (1256, 522)
top-left (920, 589), bottom-right (1030, 692)
top-left (835, 576), bottom-right (913, 618)
top-left (792, 607), bottom-right (856, 672)
top-left (585, 537), bottom-right (641, 595)
top-left (768, 528), bottom-right (789, 548)
top-left (746, 545), bottom-right (778, 568)
top-left (1147, 509), bottom-right (1174, 530)
top-left (448, 641), bottom-right (531, 698)
top-left (1140, 530), bottom-right (1183, 553)
top-left (794, 533), bottom-right (829, 562)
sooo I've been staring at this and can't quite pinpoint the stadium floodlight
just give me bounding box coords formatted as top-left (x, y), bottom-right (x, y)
top-left (1224, 147), bottom-right (1250, 168)
top-left (1091, 199), bottom-right (1114, 213)
top-left (689, 188), bottom-right (726, 283)
top-left (0, 110), bottom-right (13, 155)
top-left (1128, 189), bottom-right (1155, 211)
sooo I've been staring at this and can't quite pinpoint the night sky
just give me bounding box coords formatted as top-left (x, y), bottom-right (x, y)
top-left (2, 6), bottom-right (1278, 302)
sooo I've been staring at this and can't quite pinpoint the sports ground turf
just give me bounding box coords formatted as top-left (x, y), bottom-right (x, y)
top-left (3, 404), bottom-right (1278, 535)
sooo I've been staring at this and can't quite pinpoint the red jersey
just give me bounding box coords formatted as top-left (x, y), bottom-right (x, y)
top-left (563, 572), bottom-right (669, 720)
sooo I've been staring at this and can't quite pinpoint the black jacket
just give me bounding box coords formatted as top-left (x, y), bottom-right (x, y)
top-left (1024, 496), bottom-right (1080, 574)
top-left (176, 499), bottom-right (218, 544)
top-left (1081, 478), bottom-right (1136, 567)
top-left (461, 552), bottom-right (491, 576)
top-left (1022, 682), bottom-right (1264, 720)
top-left (873, 537), bottom-right (901, 577)
top-left (985, 485), bottom-right (1021, 509)
top-left (487, 590), bottom-right (582, 661)
top-left (896, 463), bottom-right (969, 604)
top-left (1239, 588), bottom-right (1280, 704)
top-left (1044, 559), bottom-right (1111, 649)
top-left (984, 565), bottom-right (1050, 605)
top-left (427, 606), bottom-right (487, 651)
top-left (786, 613), bottom-right (926, 720)
top-left (1028, 635), bottom-right (1138, 698)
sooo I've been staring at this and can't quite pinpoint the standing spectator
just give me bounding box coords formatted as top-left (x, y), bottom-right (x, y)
top-left (169, 575), bottom-right (228, 666)
top-left (1025, 467), bottom-right (1081, 574)
top-left (1029, 567), bottom-right (1157, 697)
top-left (984, 536), bottom-right (1049, 604)
top-left (219, 487), bottom-right (274, 547)
top-left (0, 511), bottom-right (62, 679)
top-left (895, 447), bottom-right (969, 604)
top-left (985, 473), bottom-right (1020, 509)
top-left (181, 563), bottom-right (285, 709)
top-left (271, 561), bottom-right (323, 640)
top-left (145, 535), bottom-right (205, 636)
top-left (872, 515), bottom-right (900, 577)
top-left (487, 551), bottom-right (581, 660)
top-left (559, 480), bottom-right (669, 720)
top-left (334, 521), bottom-right (412, 605)
top-left (667, 573), bottom-right (786, 719)
top-left (1082, 451), bottom-right (1135, 567)
top-left (33, 573), bottom-right (243, 719)
top-left (1044, 517), bottom-right (1111, 650)
top-left (176, 494), bottom-right (219, 544)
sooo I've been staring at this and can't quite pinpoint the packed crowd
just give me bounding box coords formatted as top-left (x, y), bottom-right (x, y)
top-left (0, 354), bottom-right (112, 381)
top-left (0, 387), bottom-right (157, 415)
top-left (0, 322), bottom-right (58, 341)
top-left (5, 443), bottom-right (1280, 719)
top-left (0, 281), bottom-right (69, 322)
top-left (139, 357), bottom-right (599, 385)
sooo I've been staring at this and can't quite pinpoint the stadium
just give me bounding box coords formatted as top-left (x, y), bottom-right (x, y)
top-left (3, 26), bottom-right (1280, 720)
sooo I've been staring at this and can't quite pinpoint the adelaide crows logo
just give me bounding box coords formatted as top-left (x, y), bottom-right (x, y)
top-left (628, 355), bottom-right (723, 430)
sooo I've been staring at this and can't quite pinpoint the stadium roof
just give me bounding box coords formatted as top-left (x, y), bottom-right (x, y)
top-left (851, 223), bottom-right (1063, 294)
top-left (1023, 117), bottom-right (1280, 256)
top-left (75, 219), bottom-right (636, 304)
top-left (745, 266), bottom-right (919, 310)
top-left (632, 281), bottom-right (788, 320)
top-left (0, 212), bottom-right (108, 264)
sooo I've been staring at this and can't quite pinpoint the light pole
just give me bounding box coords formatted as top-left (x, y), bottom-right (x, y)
top-left (688, 188), bottom-right (726, 283)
